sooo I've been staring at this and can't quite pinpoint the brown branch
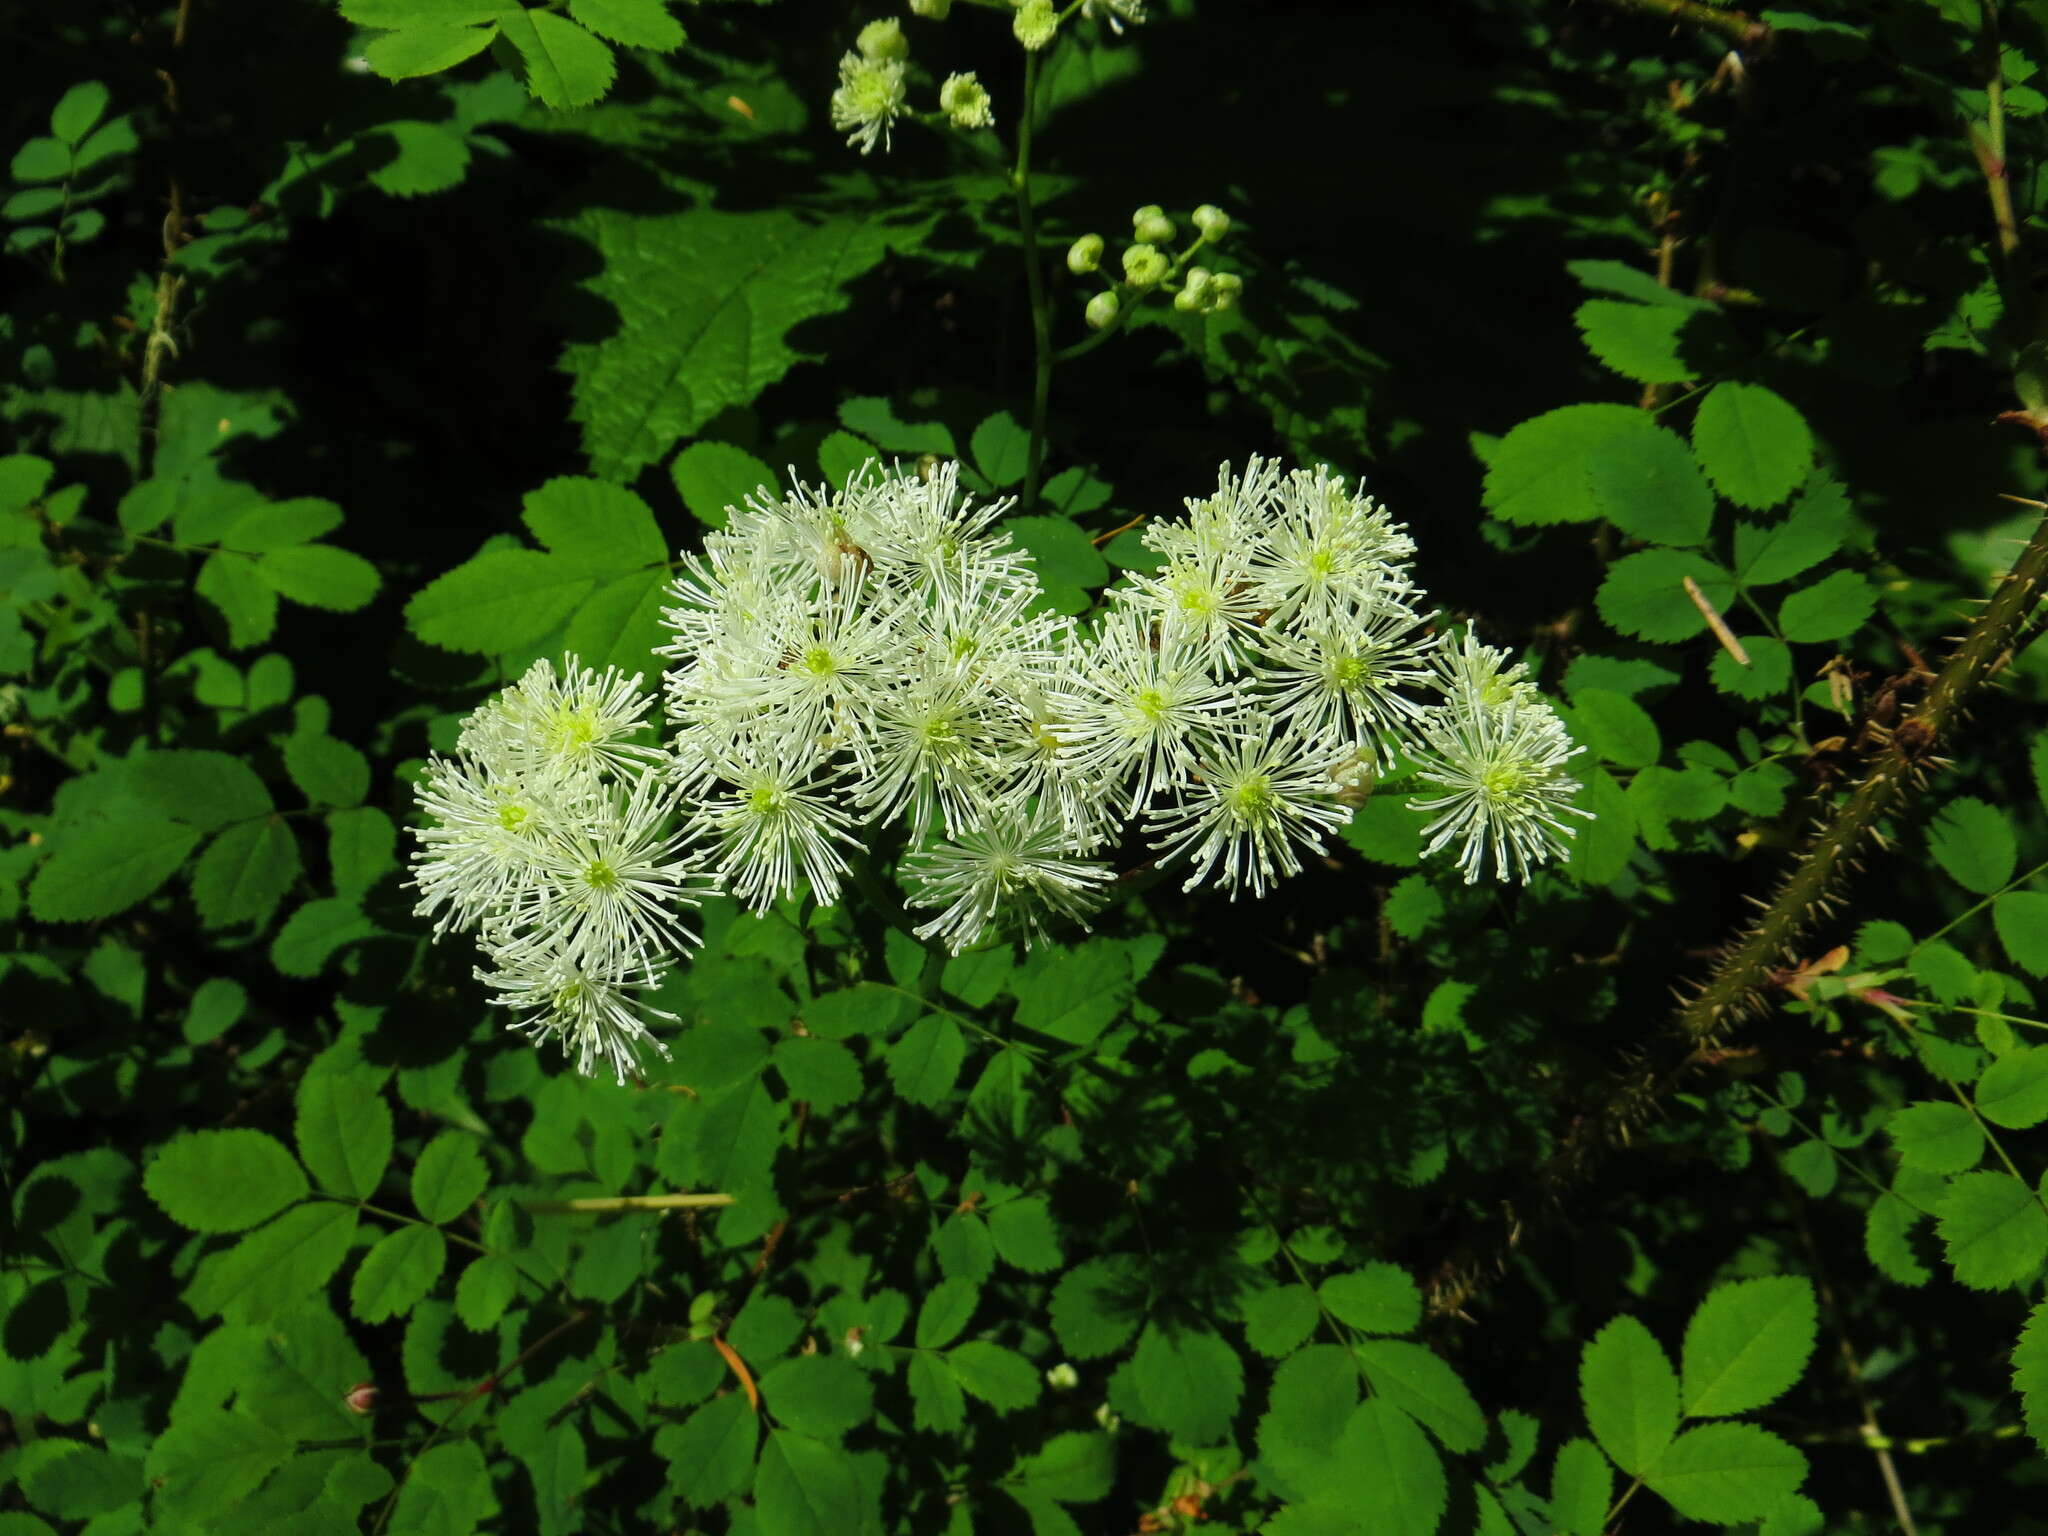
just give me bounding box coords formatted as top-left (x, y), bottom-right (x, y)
top-left (1574, 0), bottom-right (1771, 48)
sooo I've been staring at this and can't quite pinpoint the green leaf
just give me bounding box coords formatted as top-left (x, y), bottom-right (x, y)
top-left (50, 82), bottom-right (110, 146)
top-left (908, 1351), bottom-right (966, 1432)
top-left (562, 206), bottom-right (907, 480)
top-left (1595, 549), bottom-right (1736, 643)
top-left (1679, 1276), bottom-right (1817, 1417)
top-left (407, 549), bottom-right (593, 653)
top-left (772, 1036), bottom-right (862, 1112)
top-left (272, 894), bottom-right (375, 977)
top-left (1568, 258), bottom-right (1713, 308)
top-left (1570, 689), bottom-right (1661, 768)
top-left (1996, 892), bottom-right (2048, 976)
top-left (10, 137), bottom-right (69, 183)
top-left (1928, 797), bottom-right (2017, 895)
top-left (1129, 1323), bottom-right (1241, 1444)
top-left (183, 1203), bottom-right (358, 1323)
top-left (754, 1430), bottom-right (864, 1536)
top-left (2014, 1298), bottom-right (2048, 1455)
top-left (670, 441), bottom-right (774, 528)
top-left (455, 1254), bottom-right (519, 1331)
top-left (568, 0), bottom-right (684, 50)
top-left (1936, 1170), bottom-right (2048, 1288)
top-left (1587, 418), bottom-right (1715, 545)
top-left (660, 1392), bottom-right (758, 1508)
top-left (1004, 515), bottom-right (1111, 592)
top-left (255, 543), bottom-right (381, 609)
top-left (973, 410), bottom-right (1032, 488)
top-left (1330, 1397), bottom-right (1447, 1536)
top-left (1484, 404), bottom-right (1674, 526)
top-left (286, 734), bottom-right (371, 807)
top-left (1050, 1254), bottom-right (1145, 1358)
top-left (1354, 1338), bottom-right (1484, 1452)
top-left (887, 1014), bottom-right (967, 1105)
top-left (1866, 1182), bottom-right (1934, 1287)
top-left (1014, 1430), bottom-right (1114, 1504)
top-left (1574, 299), bottom-right (1695, 384)
top-left (1776, 569), bottom-right (1875, 642)
top-left (1976, 1045), bottom-right (2048, 1129)
top-left (225, 497), bottom-right (345, 550)
top-left (1012, 938), bottom-right (1129, 1044)
top-left (1579, 1315), bottom-right (1679, 1477)
top-left (413, 1132), bottom-right (489, 1224)
top-left (758, 1355), bottom-right (872, 1442)
top-left (351, 1225), bottom-right (447, 1323)
top-left (339, 0), bottom-right (504, 21)
top-left (29, 821), bottom-right (203, 922)
top-left (296, 1069), bottom-right (394, 1199)
top-left (1317, 1262), bottom-right (1421, 1335)
top-left (840, 397), bottom-right (956, 457)
top-left (125, 748), bottom-right (274, 829)
top-left (184, 976), bottom-right (248, 1044)
top-left (1258, 1344), bottom-right (1361, 1497)
top-left (1710, 634), bottom-right (1792, 701)
top-left (191, 816), bottom-right (300, 927)
top-left (145, 1410), bottom-right (293, 1524)
top-left (145, 1129), bottom-right (307, 1233)
top-left (197, 551), bottom-right (281, 647)
top-left (1550, 1438), bottom-right (1611, 1536)
top-left (916, 1277), bottom-right (980, 1349)
top-left (564, 568), bottom-right (670, 675)
top-left (364, 24), bottom-right (499, 81)
top-left (390, 1440), bottom-right (496, 1535)
top-left (498, 7), bottom-right (616, 107)
top-left (1691, 382), bottom-right (1813, 510)
top-left (1643, 1423), bottom-right (1807, 1524)
top-left (522, 475), bottom-right (667, 572)
top-left (1732, 479), bottom-right (1849, 587)
top-left (1243, 1283), bottom-right (1321, 1357)
top-left (1887, 1100), bottom-right (1984, 1174)
top-left (989, 1195), bottom-right (1065, 1273)
top-left (948, 1339), bottom-right (1041, 1410)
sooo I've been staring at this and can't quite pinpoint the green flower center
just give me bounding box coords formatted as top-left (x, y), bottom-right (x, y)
top-left (584, 860), bottom-right (620, 892)
top-left (498, 803), bottom-right (531, 832)
top-left (748, 783), bottom-right (787, 817)
top-left (1230, 773), bottom-right (1277, 824)
top-left (1480, 762), bottom-right (1533, 803)
top-left (802, 646), bottom-right (839, 678)
top-left (1136, 687), bottom-right (1169, 722)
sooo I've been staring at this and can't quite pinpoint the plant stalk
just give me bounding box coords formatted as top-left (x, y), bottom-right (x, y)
top-left (1014, 49), bottom-right (1052, 512)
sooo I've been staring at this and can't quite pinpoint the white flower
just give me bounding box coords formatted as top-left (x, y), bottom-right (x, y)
top-left (410, 751), bottom-right (555, 936)
top-left (1253, 607), bottom-right (1435, 766)
top-left (830, 50), bottom-right (907, 155)
top-left (463, 656), bottom-right (663, 786)
top-left (1411, 700), bottom-right (1591, 884)
top-left (689, 749), bottom-right (860, 911)
top-left (477, 937), bottom-right (675, 1084)
top-left (1247, 467), bottom-right (1418, 630)
top-left (1083, 0), bottom-right (1146, 32)
top-left (940, 72), bottom-right (994, 131)
top-left (903, 809), bottom-right (1112, 952)
top-left (1144, 737), bottom-right (1352, 898)
top-left (856, 667), bottom-right (1013, 839)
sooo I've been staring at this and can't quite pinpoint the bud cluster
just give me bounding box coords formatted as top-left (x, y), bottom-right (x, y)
top-left (1070, 202), bottom-right (1242, 331)
top-left (832, 13), bottom-right (997, 156)
top-left (411, 461), bottom-right (1589, 1079)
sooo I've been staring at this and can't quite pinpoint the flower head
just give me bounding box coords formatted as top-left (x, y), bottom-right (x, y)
top-left (1411, 697), bottom-right (1591, 884)
top-left (831, 50), bottom-right (907, 155)
top-left (940, 72), bottom-right (994, 130)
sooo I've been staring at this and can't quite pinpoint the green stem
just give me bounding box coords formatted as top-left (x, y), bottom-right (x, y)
top-left (1014, 48), bottom-right (1052, 513)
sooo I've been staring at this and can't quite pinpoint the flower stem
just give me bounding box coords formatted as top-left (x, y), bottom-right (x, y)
top-left (1013, 49), bottom-right (1052, 512)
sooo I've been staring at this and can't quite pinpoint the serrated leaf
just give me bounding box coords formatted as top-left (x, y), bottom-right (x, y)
top-left (1575, 299), bottom-right (1695, 384)
top-left (568, 0), bottom-right (684, 50)
top-left (254, 543), bottom-right (380, 609)
top-left (224, 496), bottom-right (344, 550)
top-left (272, 894), bottom-right (375, 977)
top-left (1644, 1423), bottom-right (1807, 1523)
top-left (1996, 891), bottom-right (2048, 977)
top-left (1258, 1344), bottom-right (1361, 1497)
top-left (1976, 1045), bottom-right (2048, 1129)
top-left (1936, 1170), bottom-right (2048, 1289)
top-left (1929, 797), bottom-right (2017, 895)
top-left (1568, 258), bottom-right (1712, 308)
top-left (390, 1440), bottom-right (496, 1535)
top-left (1710, 634), bottom-right (1792, 701)
top-left (1585, 416), bottom-right (1715, 545)
top-left (1679, 1276), bottom-right (1817, 1417)
top-left (184, 1203), bottom-right (357, 1323)
top-left (407, 549), bottom-right (594, 653)
top-left (285, 734), bottom-right (370, 807)
top-left (1012, 939), bottom-right (1128, 1044)
top-left (1051, 1255), bottom-right (1146, 1359)
top-left (1691, 382), bottom-right (1813, 510)
top-left (455, 1254), bottom-right (518, 1331)
top-left (184, 976), bottom-right (247, 1044)
top-left (564, 567), bottom-right (670, 675)
top-left (1595, 549), bottom-right (1735, 643)
top-left (1483, 404), bottom-right (1669, 526)
top-left (916, 1277), bottom-right (980, 1349)
top-left (949, 1339), bottom-right (1041, 1410)
top-left (1887, 1100), bottom-right (1984, 1174)
top-left (29, 821), bottom-right (203, 923)
top-left (1866, 1188), bottom-right (1933, 1287)
top-left (190, 816), bottom-right (300, 927)
top-left (1243, 1284), bottom-right (1321, 1356)
top-left (887, 1014), bottom-right (967, 1106)
top-left (908, 1350), bottom-right (966, 1431)
top-left (499, 7), bottom-right (615, 107)
top-left (1317, 1262), bottom-right (1421, 1335)
top-left (2014, 1298), bottom-right (2048, 1454)
top-left (1732, 479), bottom-right (1849, 587)
top-left (1014, 1429), bottom-right (1114, 1504)
top-left (351, 1225), bottom-right (447, 1323)
top-left (364, 24), bottom-right (499, 81)
top-left (670, 441), bottom-right (774, 528)
top-left (1130, 1323), bottom-right (1241, 1444)
top-left (296, 1069), bottom-right (394, 1200)
top-left (413, 1132), bottom-right (489, 1223)
top-left (1355, 1338), bottom-right (1484, 1452)
top-left (1570, 689), bottom-right (1661, 768)
top-left (759, 1354), bottom-right (872, 1444)
top-left (1329, 1397), bottom-right (1447, 1536)
top-left (145, 1409), bottom-right (294, 1523)
top-left (989, 1195), bottom-right (1064, 1273)
top-left (197, 551), bottom-right (281, 647)
top-left (522, 475), bottom-right (667, 572)
top-left (1551, 1437), bottom-right (1611, 1536)
top-left (1776, 569), bottom-right (1875, 642)
top-left (973, 410), bottom-right (1032, 488)
top-left (1580, 1315), bottom-right (1678, 1476)
top-left (772, 1036), bottom-right (862, 1112)
top-left (659, 1392), bottom-right (758, 1508)
top-left (562, 206), bottom-right (907, 481)
top-left (145, 1129), bottom-right (307, 1233)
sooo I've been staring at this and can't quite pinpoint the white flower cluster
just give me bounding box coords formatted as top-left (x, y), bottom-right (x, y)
top-left (409, 459), bottom-right (1589, 1080)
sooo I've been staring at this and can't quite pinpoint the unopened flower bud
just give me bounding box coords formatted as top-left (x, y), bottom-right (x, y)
top-left (1013, 0), bottom-right (1059, 50)
top-left (909, 0), bottom-right (952, 16)
top-left (1132, 204), bottom-right (1174, 245)
top-left (1121, 243), bottom-right (1167, 289)
top-left (940, 72), bottom-right (994, 129)
top-left (1192, 204), bottom-right (1230, 241)
top-left (1046, 1361), bottom-right (1080, 1390)
top-left (1085, 291), bottom-right (1119, 329)
top-left (1173, 267), bottom-right (1212, 312)
top-left (344, 1382), bottom-right (379, 1416)
top-left (857, 18), bottom-right (908, 61)
top-left (1206, 272), bottom-right (1243, 311)
top-left (1067, 233), bottom-right (1104, 274)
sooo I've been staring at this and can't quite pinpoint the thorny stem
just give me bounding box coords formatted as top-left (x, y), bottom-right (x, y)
top-left (1014, 49), bottom-right (1052, 513)
top-left (1578, 0), bottom-right (1771, 46)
